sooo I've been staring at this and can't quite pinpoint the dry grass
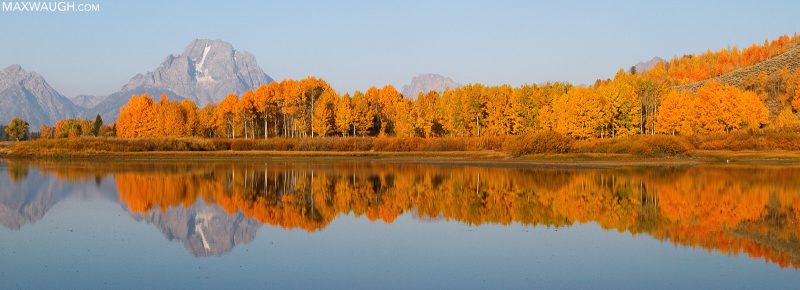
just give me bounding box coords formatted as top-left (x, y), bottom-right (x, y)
top-left (6, 130), bottom-right (800, 159)
top-left (7, 137), bottom-right (221, 157)
top-left (572, 135), bottom-right (693, 157)
top-left (691, 129), bottom-right (800, 151)
top-left (6, 136), bottom-right (511, 156)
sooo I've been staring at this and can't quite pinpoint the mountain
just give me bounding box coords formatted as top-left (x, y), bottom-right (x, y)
top-left (70, 94), bottom-right (105, 109)
top-left (633, 57), bottom-right (664, 74)
top-left (121, 39), bottom-right (273, 105)
top-left (90, 39), bottom-right (273, 122)
top-left (0, 65), bottom-right (82, 128)
top-left (401, 73), bottom-right (460, 98)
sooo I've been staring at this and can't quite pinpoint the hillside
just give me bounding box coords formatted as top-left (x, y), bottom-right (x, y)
top-left (674, 41), bottom-right (800, 116)
top-left (676, 43), bottom-right (800, 92)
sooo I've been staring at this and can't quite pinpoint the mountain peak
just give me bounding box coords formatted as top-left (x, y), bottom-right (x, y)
top-left (119, 38), bottom-right (272, 106)
top-left (4, 64), bottom-right (23, 73)
top-left (90, 39), bottom-right (273, 122)
top-left (1, 64), bottom-right (40, 81)
top-left (184, 39), bottom-right (234, 52)
top-left (401, 73), bottom-right (460, 98)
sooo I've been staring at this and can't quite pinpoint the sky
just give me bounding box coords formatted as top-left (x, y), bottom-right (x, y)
top-left (0, 0), bottom-right (799, 97)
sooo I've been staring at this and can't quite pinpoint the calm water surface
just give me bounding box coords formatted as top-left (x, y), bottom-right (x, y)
top-left (1, 159), bottom-right (799, 289)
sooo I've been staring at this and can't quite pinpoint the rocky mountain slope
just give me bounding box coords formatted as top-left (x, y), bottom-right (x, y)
top-left (0, 65), bottom-right (82, 128)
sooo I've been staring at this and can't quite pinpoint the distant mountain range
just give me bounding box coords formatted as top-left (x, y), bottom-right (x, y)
top-left (401, 73), bottom-right (460, 99)
top-left (632, 57), bottom-right (664, 74)
top-left (1, 39), bottom-right (274, 127)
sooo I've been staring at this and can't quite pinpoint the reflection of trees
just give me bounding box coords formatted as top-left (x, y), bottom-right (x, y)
top-left (5, 160), bottom-right (800, 266)
top-left (6, 163), bottom-right (28, 183)
top-left (107, 162), bottom-right (800, 268)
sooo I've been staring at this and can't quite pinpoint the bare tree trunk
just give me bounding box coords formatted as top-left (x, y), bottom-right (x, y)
top-left (652, 104), bottom-right (657, 135)
top-left (230, 117), bottom-right (236, 139)
top-left (643, 106), bottom-right (648, 135)
top-left (311, 99), bottom-right (315, 138)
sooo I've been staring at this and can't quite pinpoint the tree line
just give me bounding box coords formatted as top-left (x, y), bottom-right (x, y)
top-left (108, 70), bottom-right (787, 140)
top-left (3, 34), bottom-right (799, 142)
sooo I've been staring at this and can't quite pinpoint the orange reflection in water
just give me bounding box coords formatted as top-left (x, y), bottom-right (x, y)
top-left (19, 161), bottom-right (800, 267)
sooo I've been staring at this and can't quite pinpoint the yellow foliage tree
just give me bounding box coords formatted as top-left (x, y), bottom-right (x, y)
top-left (694, 81), bottom-right (769, 134)
top-left (656, 90), bottom-right (695, 135)
top-left (773, 108), bottom-right (800, 130)
top-left (335, 94), bottom-right (353, 136)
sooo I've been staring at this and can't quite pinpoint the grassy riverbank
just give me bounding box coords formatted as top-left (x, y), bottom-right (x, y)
top-left (2, 135), bottom-right (800, 165)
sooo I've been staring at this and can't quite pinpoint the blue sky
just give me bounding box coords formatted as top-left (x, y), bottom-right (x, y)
top-left (1, 0), bottom-right (798, 97)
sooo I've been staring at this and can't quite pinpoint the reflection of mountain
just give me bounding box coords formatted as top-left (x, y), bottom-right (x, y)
top-left (4, 160), bottom-right (800, 267)
top-left (0, 163), bottom-right (116, 230)
top-left (129, 200), bottom-right (260, 257)
top-left (0, 161), bottom-right (261, 257)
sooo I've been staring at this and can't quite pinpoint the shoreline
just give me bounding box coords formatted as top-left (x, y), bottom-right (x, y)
top-left (2, 149), bottom-right (800, 168)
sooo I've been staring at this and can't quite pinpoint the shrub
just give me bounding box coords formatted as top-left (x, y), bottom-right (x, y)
top-left (630, 135), bottom-right (693, 157)
top-left (465, 136), bottom-right (508, 151)
top-left (210, 139), bottom-right (231, 150)
top-left (504, 131), bottom-right (573, 156)
top-left (373, 137), bottom-right (420, 151)
top-left (423, 138), bottom-right (466, 151)
top-left (573, 137), bottom-right (635, 154)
